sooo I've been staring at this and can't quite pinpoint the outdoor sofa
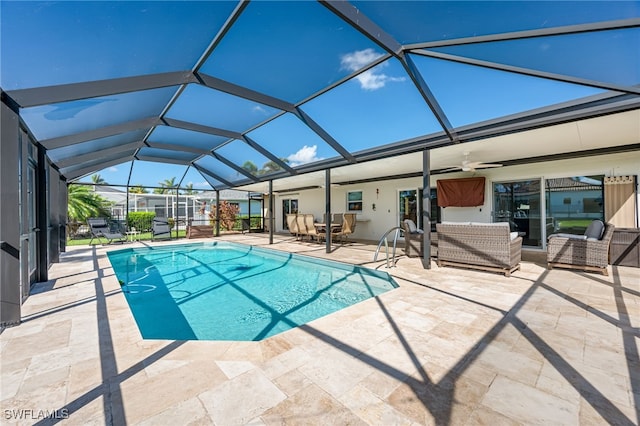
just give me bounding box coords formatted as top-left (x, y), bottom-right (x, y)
top-left (436, 222), bottom-right (522, 277)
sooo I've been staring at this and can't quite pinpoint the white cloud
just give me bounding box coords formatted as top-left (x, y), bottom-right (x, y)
top-left (287, 145), bottom-right (323, 167)
top-left (252, 105), bottom-right (268, 115)
top-left (340, 48), bottom-right (405, 91)
top-left (340, 48), bottom-right (384, 71)
top-left (108, 167), bottom-right (118, 172)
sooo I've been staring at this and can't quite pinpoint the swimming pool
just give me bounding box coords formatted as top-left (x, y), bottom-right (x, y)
top-left (107, 242), bottom-right (397, 341)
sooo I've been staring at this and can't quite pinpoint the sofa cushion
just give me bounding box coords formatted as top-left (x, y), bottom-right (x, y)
top-left (584, 220), bottom-right (605, 240)
top-left (549, 233), bottom-right (587, 240)
top-left (510, 231), bottom-right (519, 241)
top-left (471, 222), bottom-right (508, 227)
top-left (404, 219), bottom-right (417, 233)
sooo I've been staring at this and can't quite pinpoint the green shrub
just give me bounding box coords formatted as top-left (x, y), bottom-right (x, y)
top-left (127, 211), bottom-right (156, 232)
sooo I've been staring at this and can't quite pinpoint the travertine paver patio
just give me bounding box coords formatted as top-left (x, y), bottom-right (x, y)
top-left (1, 233), bottom-right (638, 425)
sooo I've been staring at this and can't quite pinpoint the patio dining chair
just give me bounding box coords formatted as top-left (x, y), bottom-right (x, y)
top-left (286, 214), bottom-right (299, 239)
top-left (336, 213), bottom-right (357, 243)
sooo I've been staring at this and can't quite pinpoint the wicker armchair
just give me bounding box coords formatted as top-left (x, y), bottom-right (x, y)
top-left (402, 219), bottom-right (424, 257)
top-left (547, 222), bottom-right (614, 275)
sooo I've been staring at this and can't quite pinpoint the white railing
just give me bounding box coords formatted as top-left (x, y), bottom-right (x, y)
top-left (373, 226), bottom-right (403, 268)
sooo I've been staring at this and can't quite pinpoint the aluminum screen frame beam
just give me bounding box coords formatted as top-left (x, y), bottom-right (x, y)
top-left (411, 49), bottom-right (640, 95)
top-left (7, 71), bottom-right (196, 108)
top-left (63, 156), bottom-right (135, 182)
top-left (211, 152), bottom-right (260, 183)
top-left (40, 117), bottom-right (160, 150)
top-left (162, 118), bottom-right (242, 141)
top-left (406, 18), bottom-right (640, 49)
top-left (192, 164), bottom-right (236, 189)
top-left (145, 142), bottom-right (211, 156)
top-left (54, 141), bottom-right (143, 169)
top-left (322, 0), bottom-right (458, 144)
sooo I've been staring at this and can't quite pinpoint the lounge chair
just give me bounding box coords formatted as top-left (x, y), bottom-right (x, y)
top-left (152, 217), bottom-right (172, 241)
top-left (87, 217), bottom-right (126, 245)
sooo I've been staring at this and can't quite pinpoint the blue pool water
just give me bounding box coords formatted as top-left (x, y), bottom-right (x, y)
top-left (107, 242), bottom-right (397, 341)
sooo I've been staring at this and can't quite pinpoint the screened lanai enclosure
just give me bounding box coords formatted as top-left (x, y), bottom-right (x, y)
top-left (1, 1), bottom-right (639, 326)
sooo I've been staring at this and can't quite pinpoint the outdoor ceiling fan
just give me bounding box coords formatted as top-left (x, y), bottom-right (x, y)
top-left (442, 151), bottom-right (503, 172)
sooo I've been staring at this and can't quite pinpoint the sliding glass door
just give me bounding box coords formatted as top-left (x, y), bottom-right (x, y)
top-left (281, 198), bottom-right (298, 229)
top-left (493, 179), bottom-right (542, 248)
top-left (398, 188), bottom-right (439, 231)
top-left (399, 190), bottom-right (419, 228)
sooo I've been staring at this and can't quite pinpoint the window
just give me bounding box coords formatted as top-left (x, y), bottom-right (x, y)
top-left (347, 191), bottom-right (363, 212)
top-left (545, 175), bottom-right (604, 235)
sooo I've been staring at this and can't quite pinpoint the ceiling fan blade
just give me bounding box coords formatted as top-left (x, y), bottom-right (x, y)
top-left (475, 163), bottom-right (502, 168)
top-left (440, 166), bottom-right (462, 172)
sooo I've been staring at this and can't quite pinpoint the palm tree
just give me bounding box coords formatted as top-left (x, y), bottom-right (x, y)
top-left (242, 160), bottom-right (258, 175)
top-left (129, 184), bottom-right (148, 194)
top-left (181, 183), bottom-right (197, 195)
top-left (258, 158), bottom-right (289, 175)
top-left (90, 174), bottom-right (106, 184)
top-left (154, 177), bottom-right (177, 194)
top-left (67, 185), bottom-right (110, 224)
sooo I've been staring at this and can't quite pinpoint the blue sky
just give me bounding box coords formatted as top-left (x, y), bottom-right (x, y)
top-left (2, 1), bottom-right (637, 189)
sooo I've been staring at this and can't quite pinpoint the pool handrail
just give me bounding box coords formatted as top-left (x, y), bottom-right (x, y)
top-left (373, 226), bottom-right (403, 268)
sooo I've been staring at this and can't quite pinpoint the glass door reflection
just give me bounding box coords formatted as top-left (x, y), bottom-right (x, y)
top-left (493, 179), bottom-right (542, 247)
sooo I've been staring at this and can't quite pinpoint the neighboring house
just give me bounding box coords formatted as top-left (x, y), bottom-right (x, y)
top-left (91, 187), bottom-right (264, 227)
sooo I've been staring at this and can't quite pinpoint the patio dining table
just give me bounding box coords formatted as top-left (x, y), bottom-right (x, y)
top-left (313, 223), bottom-right (342, 233)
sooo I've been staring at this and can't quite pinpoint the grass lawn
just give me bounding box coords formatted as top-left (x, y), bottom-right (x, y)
top-left (555, 219), bottom-right (594, 228)
top-left (66, 230), bottom-right (187, 246)
top-left (65, 228), bottom-right (255, 246)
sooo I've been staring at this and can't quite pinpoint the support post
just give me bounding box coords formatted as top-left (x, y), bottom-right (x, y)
top-left (268, 180), bottom-right (274, 244)
top-left (325, 169), bottom-right (331, 253)
top-left (247, 191), bottom-right (251, 233)
top-left (422, 150), bottom-right (432, 269)
top-left (37, 146), bottom-right (48, 282)
top-left (174, 188), bottom-right (179, 239)
top-left (215, 190), bottom-right (220, 237)
top-left (60, 180), bottom-right (67, 253)
top-left (47, 166), bottom-right (60, 264)
top-left (126, 185), bottom-right (130, 232)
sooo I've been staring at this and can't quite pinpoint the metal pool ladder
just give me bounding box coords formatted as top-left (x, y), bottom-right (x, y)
top-left (373, 226), bottom-right (403, 268)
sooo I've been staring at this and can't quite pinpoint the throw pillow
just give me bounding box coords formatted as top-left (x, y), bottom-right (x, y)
top-left (584, 220), bottom-right (605, 240)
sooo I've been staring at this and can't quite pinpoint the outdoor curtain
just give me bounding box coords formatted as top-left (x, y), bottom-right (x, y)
top-left (604, 176), bottom-right (637, 228)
